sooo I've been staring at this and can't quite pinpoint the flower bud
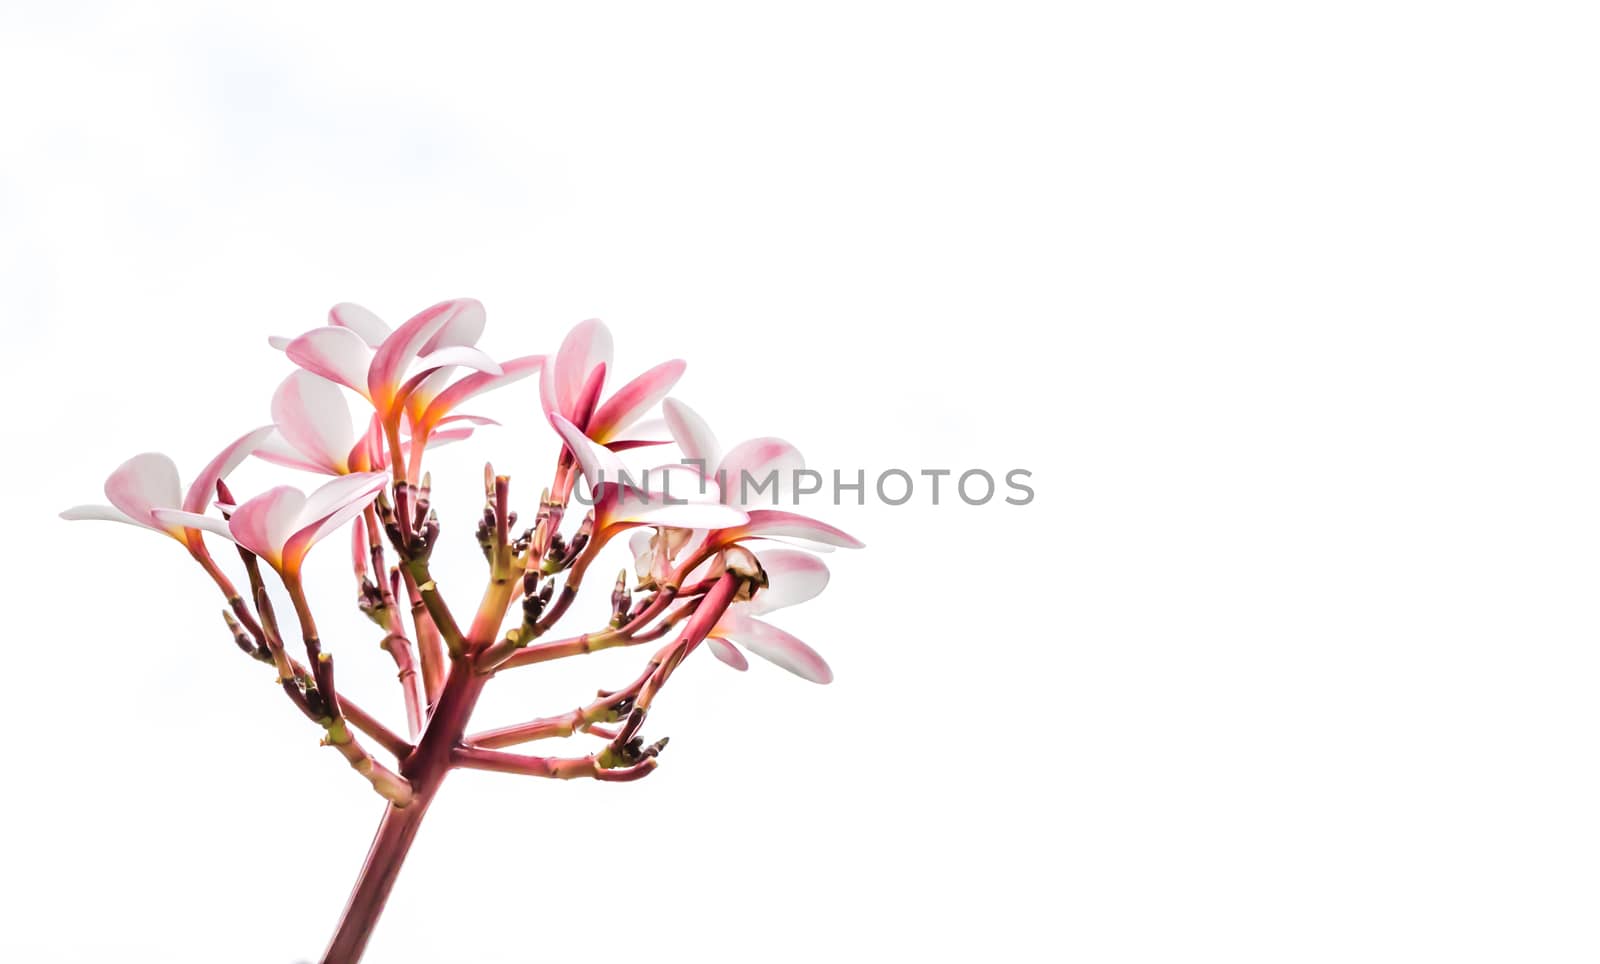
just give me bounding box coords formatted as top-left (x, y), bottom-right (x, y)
top-left (610, 569), bottom-right (632, 627)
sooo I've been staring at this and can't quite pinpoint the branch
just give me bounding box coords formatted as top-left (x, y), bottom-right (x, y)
top-left (320, 666), bottom-right (416, 807)
top-left (324, 666), bottom-right (414, 761)
top-left (402, 559), bottom-right (467, 658)
top-left (400, 566), bottom-right (446, 705)
top-left (450, 745), bottom-right (659, 782)
top-left (488, 583), bottom-right (684, 674)
top-left (280, 574), bottom-right (417, 804)
top-left (464, 678), bottom-right (642, 750)
top-left (363, 509), bottom-right (425, 738)
top-left (604, 572), bottom-right (743, 756)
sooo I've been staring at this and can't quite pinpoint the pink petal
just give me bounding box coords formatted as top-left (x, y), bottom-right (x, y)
top-left (400, 368), bottom-right (458, 423)
top-left (553, 319), bottom-right (613, 420)
top-left (226, 486), bottom-right (307, 565)
top-left (329, 302), bottom-right (391, 348)
top-left (266, 334), bottom-right (293, 350)
top-left (181, 426), bottom-right (275, 515)
top-left (716, 437), bottom-right (805, 508)
top-left (257, 430), bottom-right (339, 475)
top-left (610, 497), bottom-right (749, 529)
top-left (662, 398), bottom-right (721, 477)
top-left (59, 504), bottom-right (147, 529)
top-left (550, 414), bottom-right (629, 488)
top-left (150, 507), bottom-right (233, 539)
top-left (419, 355), bottom-right (543, 431)
top-left (414, 345), bottom-right (504, 377)
top-left (419, 297), bottom-right (486, 353)
top-left (628, 529), bottom-right (655, 577)
top-left (419, 426), bottom-right (476, 447)
top-left (104, 453), bottom-right (182, 526)
top-left (587, 359), bottom-right (686, 443)
top-left (705, 636), bottom-right (749, 672)
top-left (747, 549), bottom-right (830, 615)
top-left (719, 611), bottom-right (832, 684)
top-left (282, 472), bottom-right (389, 572)
top-left (538, 351), bottom-right (562, 425)
top-left (617, 416), bottom-right (670, 440)
top-left (570, 363), bottom-right (608, 430)
top-left (286, 326), bottom-right (372, 396)
top-left (351, 416), bottom-right (389, 472)
top-left (271, 372), bottom-right (356, 475)
top-left (606, 438), bottom-right (675, 452)
top-left (723, 510), bottom-right (864, 549)
top-left (368, 299), bottom-right (475, 412)
top-left (298, 472), bottom-right (389, 529)
top-left (648, 461), bottom-right (720, 504)
top-left (679, 539), bottom-right (716, 582)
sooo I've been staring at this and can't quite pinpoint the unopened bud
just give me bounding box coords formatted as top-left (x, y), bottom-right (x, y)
top-left (567, 515), bottom-right (594, 561)
top-left (357, 578), bottom-right (387, 627)
top-left (415, 472), bottom-right (433, 525)
top-left (222, 610), bottom-right (254, 655)
top-left (610, 569), bottom-right (632, 626)
top-left (545, 532), bottom-right (567, 565)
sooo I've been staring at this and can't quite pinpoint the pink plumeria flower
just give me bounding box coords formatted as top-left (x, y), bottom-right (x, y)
top-left (549, 415), bottom-right (747, 535)
top-left (153, 472), bottom-right (390, 577)
top-left (632, 398), bottom-right (862, 580)
top-left (656, 396), bottom-right (862, 556)
top-left (278, 299), bottom-right (511, 455)
top-left (622, 400), bottom-right (861, 682)
top-left (257, 371), bottom-right (493, 477)
top-left (60, 427), bottom-right (274, 556)
top-left (661, 397), bottom-right (808, 510)
top-left (630, 538), bottom-right (836, 683)
top-left (540, 319), bottom-right (684, 450)
top-left (399, 354), bottom-right (543, 483)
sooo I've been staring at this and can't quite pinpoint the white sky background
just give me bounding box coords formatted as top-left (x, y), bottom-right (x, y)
top-left (1, 3), bottom-right (1597, 962)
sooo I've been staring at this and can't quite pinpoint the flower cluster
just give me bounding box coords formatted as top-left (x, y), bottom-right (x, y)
top-left (61, 298), bottom-right (861, 964)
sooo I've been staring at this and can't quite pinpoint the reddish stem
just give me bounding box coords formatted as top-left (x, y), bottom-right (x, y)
top-left (320, 663), bottom-right (486, 963)
top-left (319, 789), bottom-right (438, 964)
top-left (401, 566), bottom-right (448, 700)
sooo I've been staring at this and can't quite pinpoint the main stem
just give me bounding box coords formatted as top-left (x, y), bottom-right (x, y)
top-left (320, 662), bottom-right (486, 964)
top-left (324, 471), bottom-right (533, 962)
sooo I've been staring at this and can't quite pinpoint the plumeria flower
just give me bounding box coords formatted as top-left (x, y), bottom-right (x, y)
top-left (630, 539), bottom-right (836, 682)
top-left (660, 397), bottom-right (862, 549)
top-left (60, 427), bottom-right (274, 556)
top-left (540, 319), bottom-right (684, 451)
top-left (620, 400), bottom-right (861, 683)
top-left (153, 473), bottom-right (390, 577)
top-left (257, 371), bottom-right (492, 477)
top-left (277, 300), bottom-right (516, 471)
top-left (661, 397), bottom-right (808, 510)
top-left (399, 354), bottom-right (543, 483)
top-left (549, 415), bottom-right (748, 536)
top-left (629, 398), bottom-right (863, 586)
